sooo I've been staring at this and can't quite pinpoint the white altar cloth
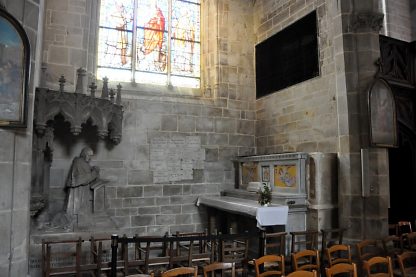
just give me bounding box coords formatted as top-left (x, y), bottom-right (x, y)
top-left (196, 196), bottom-right (289, 228)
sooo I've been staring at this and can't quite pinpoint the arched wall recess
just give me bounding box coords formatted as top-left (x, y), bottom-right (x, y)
top-left (30, 68), bottom-right (123, 217)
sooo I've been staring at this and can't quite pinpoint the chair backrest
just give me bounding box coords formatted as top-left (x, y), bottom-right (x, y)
top-left (321, 228), bottom-right (345, 250)
top-left (291, 249), bottom-right (320, 273)
top-left (325, 262), bottom-right (358, 277)
top-left (382, 235), bottom-right (403, 257)
top-left (290, 231), bottom-right (319, 253)
top-left (254, 254), bottom-right (285, 277)
top-left (326, 244), bottom-right (352, 267)
top-left (398, 221), bottom-right (413, 236)
top-left (286, 270), bottom-right (317, 277)
top-left (220, 236), bottom-right (249, 275)
top-left (404, 232), bottom-right (416, 251)
top-left (356, 239), bottom-right (382, 262)
top-left (263, 231), bottom-right (287, 256)
top-left (363, 256), bottom-right (393, 277)
top-left (161, 266), bottom-right (198, 277)
top-left (203, 262), bottom-right (235, 277)
top-left (398, 251), bottom-right (416, 277)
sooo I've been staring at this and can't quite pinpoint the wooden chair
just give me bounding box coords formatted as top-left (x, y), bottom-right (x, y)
top-left (254, 255), bottom-right (285, 277)
top-left (220, 236), bottom-right (249, 276)
top-left (286, 270), bottom-right (317, 277)
top-left (291, 249), bottom-right (320, 273)
top-left (42, 237), bottom-right (84, 277)
top-left (356, 239), bottom-right (383, 262)
top-left (382, 235), bottom-right (403, 256)
top-left (137, 235), bottom-right (171, 274)
top-left (203, 262), bottom-right (235, 277)
top-left (173, 231), bottom-right (213, 268)
top-left (325, 262), bottom-right (358, 277)
top-left (398, 221), bottom-right (413, 236)
top-left (290, 230), bottom-right (319, 253)
top-left (262, 231), bottom-right (287, 256)
top-left (321, 228), bottom-right (345, 250)
top-left (397, 251), bottom-right (416, 277)
top-left (363, 256), bottom-right (394, 277)
top-left (326, 244), bottom-right (352, 267)
top-left (404, 232), bottom-right (416, 251)
top-left (161, 266), bottom-right (198, 277)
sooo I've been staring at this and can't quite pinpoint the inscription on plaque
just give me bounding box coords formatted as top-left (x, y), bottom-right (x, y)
top-left (150, 135), bottom-right (205, 183)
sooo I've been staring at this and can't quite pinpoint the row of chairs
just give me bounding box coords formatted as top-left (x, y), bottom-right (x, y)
top-left (159, 260), bottom-right (355, 277)
top-left (42, 231), bottom-right (253, 277)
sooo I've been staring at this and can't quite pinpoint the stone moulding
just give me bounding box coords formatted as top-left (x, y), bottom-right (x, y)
top-left (34, 87), bottom-right (123, 144)
top-left (351, 12), bottom-right (384, 32)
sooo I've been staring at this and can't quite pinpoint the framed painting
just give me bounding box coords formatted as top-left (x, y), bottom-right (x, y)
top-left (274, 164), bottom-right (298, 192)
top-left (261, 165), bottom-right (270, 182)
top-left (368, 78), bottom-right (397, 147)
top-left (0, 6), bottom-right (30, 128)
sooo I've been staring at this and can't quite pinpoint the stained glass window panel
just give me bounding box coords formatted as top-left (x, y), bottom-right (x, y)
top-left (98, 28), bottom-right (133, 69)
top-left (135, 71), bottom-right (168, 85)
top-left (98, 0), bottom-right (134, 71)
top-left (98, 0), bottom-right (200, 88)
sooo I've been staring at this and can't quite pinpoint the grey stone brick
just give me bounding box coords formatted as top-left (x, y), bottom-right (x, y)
top-left (108, 199), bottom-right (123, 209)
top-left (181, 204), bottom-right (199, 214)
top-left (161, 115), bottom-right (178, 131)
top-left (175, 214), bottom-right (192, 225)
top-left (116, 208), bottom-right (137, 216)
top-left (128, 170), bottom-right (153, 185)
top-left (196, 117), bottom-right (214, 132)
top-left (147, 226), bottom-right (169, 236)
top-left (0, 163), bottom-right (13, 210)
top-left (131, 215), bottom-right (155, 226)
top-left (144, 186), bottom-right (163, 197)
top-left (123, 197), bottom-right (155, 207)
top-left (229, 134), bottom-right (254, 147)
top-left (215, 118), bottom-right (237, 133)
top-left (178, 116), bottom-right (196, 132)
top-left (139, 206), bottom-right (160, 215)
top-left (207, 134), bottom-right (228, 145)
top-left (113, 216), bottom-right (131, 228)
top-left (205, 147), bottom-right (219, 162)
top-left (237, 120), bottom-right (255, 135)
top-left (156, 215), bottom-right (175, 225)
top-left (191, 184), bottom-right (206, 194)
top-left (161, 205), bottom-right (181, 214)
top-left (117, 186), bottom-right (143, 198)
top-left (163, 185), bottom-right (182, 196)
top-left (170, 225), bottom-right (195, 233)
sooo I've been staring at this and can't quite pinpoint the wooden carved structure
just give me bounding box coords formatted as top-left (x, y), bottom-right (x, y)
top-left (378, 36), bottom-right (416, 223)
top-left (30, 68), bottom-right (123, 217)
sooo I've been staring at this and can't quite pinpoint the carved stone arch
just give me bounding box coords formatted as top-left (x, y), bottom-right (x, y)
top-left (31, 78), bottom-right (123, 217)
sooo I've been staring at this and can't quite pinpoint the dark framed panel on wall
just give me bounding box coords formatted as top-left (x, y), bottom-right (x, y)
top-left (0, 6), bottom-right (30, 128)
top-left (368, 78), bottom-right (397, 147)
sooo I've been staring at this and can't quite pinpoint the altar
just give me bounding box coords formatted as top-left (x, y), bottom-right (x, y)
top-left (196, 195), bottom-right (289, 229)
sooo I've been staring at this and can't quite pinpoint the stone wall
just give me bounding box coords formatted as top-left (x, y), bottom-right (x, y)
top-left (41, 0), bottom-right (98, 90)
top-left (253, 0), bottom-right (339, 155)
top-left (383, 0), bottom-right (412, 41)
top-left (0, 0), bottom-right (42, 276)
top-left (35, 0), bottom-right (256, 237)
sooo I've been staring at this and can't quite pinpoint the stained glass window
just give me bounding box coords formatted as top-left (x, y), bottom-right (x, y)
top-left (98, 0), bottom-right (200, 88)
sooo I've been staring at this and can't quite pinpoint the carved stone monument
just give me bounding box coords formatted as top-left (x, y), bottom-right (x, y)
top-left (30, 68), bottom-right (123, 232)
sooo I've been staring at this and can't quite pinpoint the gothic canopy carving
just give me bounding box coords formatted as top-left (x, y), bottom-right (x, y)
top-left (34, 69), bottom-right (123, 144)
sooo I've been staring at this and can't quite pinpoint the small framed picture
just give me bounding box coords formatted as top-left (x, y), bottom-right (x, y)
top-left (261, 166), bottom-right (270, 182)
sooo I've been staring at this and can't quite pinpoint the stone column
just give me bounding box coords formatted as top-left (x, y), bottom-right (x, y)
top-left (336, 0), bottom-right (388, 240)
